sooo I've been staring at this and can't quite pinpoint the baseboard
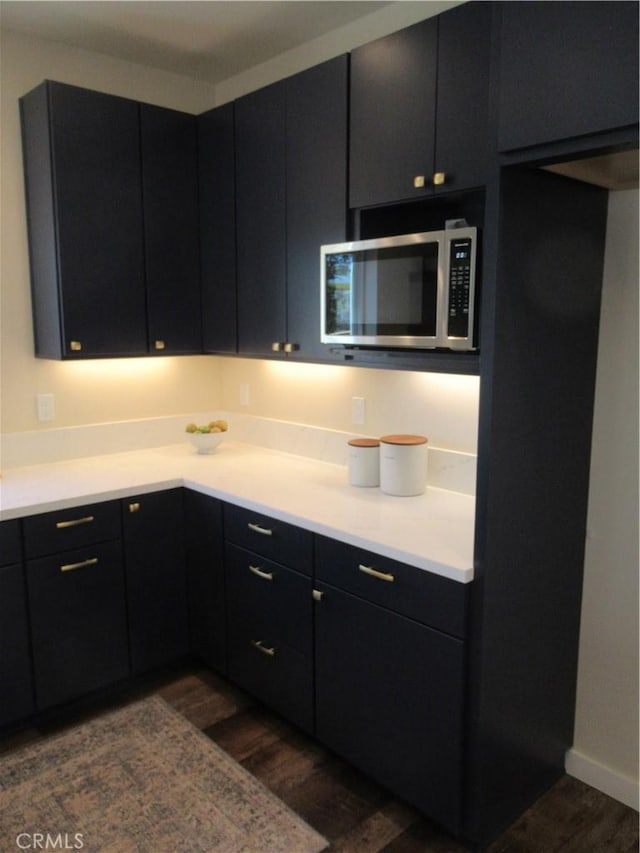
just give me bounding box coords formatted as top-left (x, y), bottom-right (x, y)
top-left (566, 748), bottom-right (639, 811)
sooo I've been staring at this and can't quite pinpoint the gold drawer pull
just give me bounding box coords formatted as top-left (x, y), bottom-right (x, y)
top-left (248, 522), bottom-right (273, 537)
top-left (433, 171), bottom-right (446, 186)
top-left (60, 557), bottom-right (98, 573)
top-left (252, 640), bottom-right (276, 657)
top-left (249, 564), bottom-right (274, 581)
top-left (312, 589), bottom-right (324, 602)
top-left (358, 563), bottom-right (395, 583)
top-left (154, 340), bottom-right (166, 350)
top-left (69, 340), bottom-right (82, 352)
top-left (128, 502), bottom-right (141, 513)
top-left (56, 515), bottom-right (95, 529)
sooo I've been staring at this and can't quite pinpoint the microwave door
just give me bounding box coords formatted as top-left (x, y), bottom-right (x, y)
top-left (324, 252), bottom-right (357, 340)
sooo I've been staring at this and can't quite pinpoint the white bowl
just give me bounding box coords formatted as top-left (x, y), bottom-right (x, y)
top-left (187, 431), bottom-right (225, 454)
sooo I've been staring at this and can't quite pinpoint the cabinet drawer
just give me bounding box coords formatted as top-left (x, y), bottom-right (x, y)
top-left (23, 501), bottom-right (121, 559)
top-left (315, 535), bottom-right (468, 638)
top-left (227, 620), bottom-right (313, 733)
top-left (0, 519), bottom-right (22, 567)
top-left (225, 543), bottom-right (312, 658)
top-left (224, 503), bottom-right (313, 574)
top-left (26, 539), bottom-right (129, 709)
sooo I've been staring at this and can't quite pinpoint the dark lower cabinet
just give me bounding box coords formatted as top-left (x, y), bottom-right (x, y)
top-left (225, 545), bottom-right (313, 733)
top-left (0, 520), bottom-right (34, 727)
top-left (314, 581), bottom-right (465, 835)
top-left (314, 537), bottom-right (467, 834)
top-left (224, 505), bottom-right (314, 732)
top-left (184, 490), bottom-right (226, 673)
top-left (26, 539), bottom-right (129, 710)
top-left (122, 489), bottom-right (188, 674)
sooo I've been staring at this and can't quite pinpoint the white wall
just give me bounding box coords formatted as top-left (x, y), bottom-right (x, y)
top-left (566, 189), bottom-right (639, 810)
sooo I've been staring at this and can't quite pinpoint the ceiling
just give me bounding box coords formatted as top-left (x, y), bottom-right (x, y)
top-left (0, 1), bottom-right (394, 84)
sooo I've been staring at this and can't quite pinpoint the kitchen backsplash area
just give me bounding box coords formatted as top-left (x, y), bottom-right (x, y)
top-left (0, 410), bottom-right (477, 497)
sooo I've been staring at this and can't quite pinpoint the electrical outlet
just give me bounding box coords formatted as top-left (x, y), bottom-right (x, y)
top-left (36, 393), bottom-right (55, 421)
top-left (352, 396), bottom-right (366, 425)
top-left (239, 384), bottom-right (250, 406)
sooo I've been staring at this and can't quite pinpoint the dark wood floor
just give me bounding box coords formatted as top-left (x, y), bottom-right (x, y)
top-left (2, 665), bottom-right (638, 852)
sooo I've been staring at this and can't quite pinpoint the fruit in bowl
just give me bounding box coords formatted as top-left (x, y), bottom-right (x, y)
top-left (185, 420), bottom-right (228, 453)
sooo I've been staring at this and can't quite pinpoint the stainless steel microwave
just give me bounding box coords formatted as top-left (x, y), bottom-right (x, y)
top-left (321, 227), bottom-right (478, 351)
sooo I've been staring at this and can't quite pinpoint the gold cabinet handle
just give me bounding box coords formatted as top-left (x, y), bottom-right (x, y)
top-left (271, 342), bottom-right (284, 352)
top-left (154, 340), bottom-right (166, 350)
top-left (312, 589), bottom-right (324, 602)
top-left (358, 563), bottom-right (395, 583)
top-left (248, 522), bottom-right (273, 537)
top-left (60, 557), bottom-right (98, 573)
top-left (128, 502), bottom-right (141, 513)
top-left (252, 639), bottom-right (276, 657)
top-left (249, 564), bottom-right (274, 581)
top-left (56, 515), bottom-right (94, 529)
top-left (413, 175), bottom-right (425, 188)
top-left (283, 342), bottom-right (299, 353)
top-left (69, 341), bottom-right (82, 351)
top-left (433, 171), bottom-right (446, 186)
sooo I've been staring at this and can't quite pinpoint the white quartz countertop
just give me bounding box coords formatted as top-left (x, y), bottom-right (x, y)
top-left (0, 440), bottom-right (476, 583)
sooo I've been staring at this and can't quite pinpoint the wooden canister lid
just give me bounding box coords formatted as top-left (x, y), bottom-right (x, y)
top-left (379, 434), bottom-right (428, 445)
top-left (348, 438), bottom-right (380, 447)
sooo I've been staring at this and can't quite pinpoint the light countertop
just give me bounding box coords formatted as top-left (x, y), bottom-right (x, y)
top-left (0, 440), bottom-right (476, 583)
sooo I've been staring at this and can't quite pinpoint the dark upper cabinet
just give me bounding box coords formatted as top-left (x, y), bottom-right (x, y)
top-left (497, 1), bottom-right (639, 152)
top-left (285, 55), bottom-right (349, 361)
top-left (234, 56), bottom-right (348, 357)
top-left (198, 102), bottom-right (238, 354)
top-left (21, 81), bottom-right (147, 358)
top-left (141, 105), bottom-right (201, 354)
top-left (122, 489), bottom-right (188, 674)
top-left (350, 3), bottom-right (492, 209)
top-left (20, 81), bottom-right (200, 359)
top-left (235, 80), bottom-right (287, 356)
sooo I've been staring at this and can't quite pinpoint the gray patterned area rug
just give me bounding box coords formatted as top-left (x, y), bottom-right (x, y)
top-left (0, 695), bottom-right (328, 852)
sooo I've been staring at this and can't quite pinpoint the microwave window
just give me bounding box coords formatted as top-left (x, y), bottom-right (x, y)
top-left (325, 244), bottom-right (439, 337)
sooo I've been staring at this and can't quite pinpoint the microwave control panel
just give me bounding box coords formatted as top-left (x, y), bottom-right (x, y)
top-left (447, 237), bottom-right (473, 339)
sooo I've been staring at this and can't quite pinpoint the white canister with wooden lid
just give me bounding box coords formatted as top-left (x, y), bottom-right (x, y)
top-left (348, 438), bottom-right (380, 487)
top-left (379, 434), bottom-right (428, 496)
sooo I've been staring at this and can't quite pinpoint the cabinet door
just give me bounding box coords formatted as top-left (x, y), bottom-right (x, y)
top-left (199, 103), bottom-right (238, 354)
top-left (498, 1), bottom-right (639, 151)
top-left (315, 582), bottom-right (465, 834)
top-left (184, 490), bottom-right (226, 673)
top-left (21, 81), bottom-right (147, 358)
top-left (27, 540), bottom-right (129, 709)
top-left (122, 490), bottom-right (188, 674)
top-left (434, 1), bottom-right (492, 194)
top-left (141, 105), bottom-right (201, 354)
top-left (350, 18), bottom-right (437, 208)
top-left (286, 56), bottom-right (348, 361)
top-left (0, 562), bottom-right (35, 726)
top-left (235, 81), bottom-right (287, 355)
top-left (226, 544), bottom-right (313, 732)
